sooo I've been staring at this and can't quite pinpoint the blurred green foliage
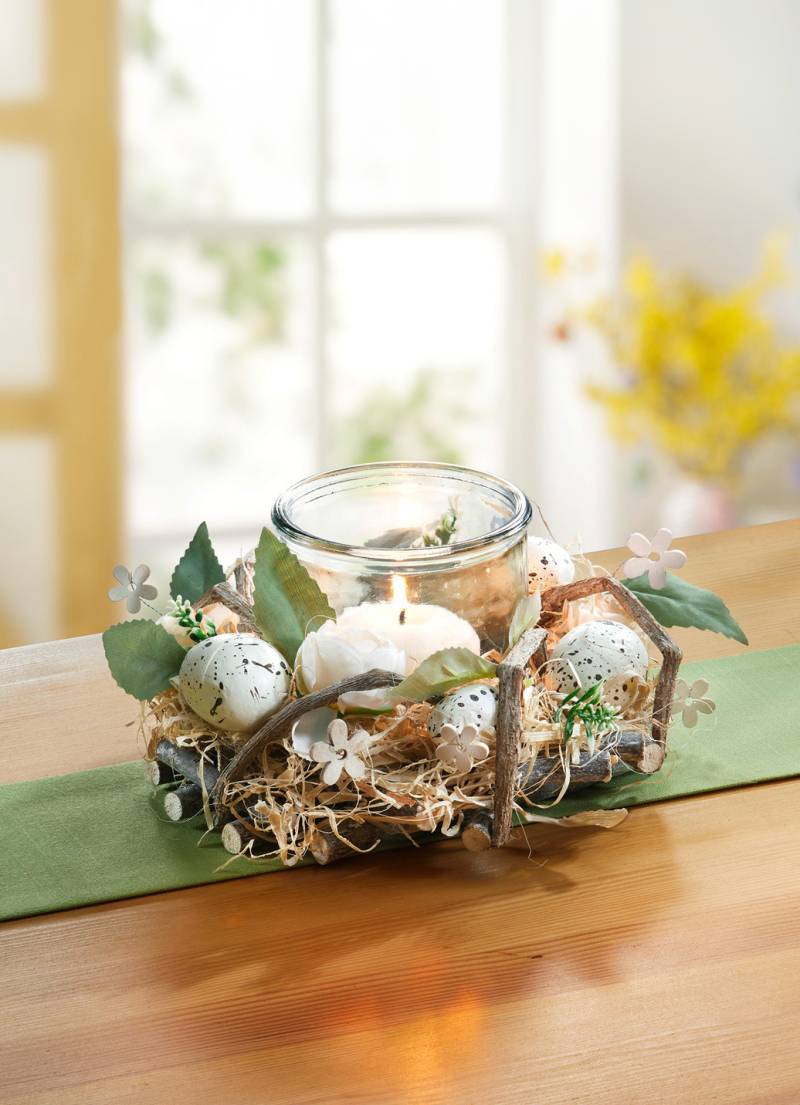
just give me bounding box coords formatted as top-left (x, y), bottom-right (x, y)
top-left (124, 0), bottom-right (192, 101)
top-left (331, 368), bottom-right (475, 467)
top-left (202, 242), bottom-right (287, 341)
top-left (139, 241), bottom-right (288, 342)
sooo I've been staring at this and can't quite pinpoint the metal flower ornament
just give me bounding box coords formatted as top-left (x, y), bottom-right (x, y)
top-left (435, 723), bottom-right (491, 773)
top-left (672, 678), bottom-right (716, 728)
top-left (311, 719), bottom-right (371, 785)
top-left (107, 564), bottom-right (158, 614)
top-left (623, 527), bottom-right (687, 589)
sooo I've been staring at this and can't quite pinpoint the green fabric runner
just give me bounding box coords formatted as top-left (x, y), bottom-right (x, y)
top-left (1, 645), bottom-right (798, 922)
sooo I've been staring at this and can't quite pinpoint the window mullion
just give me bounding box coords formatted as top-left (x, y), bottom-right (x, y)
top-left (313, 0), bottom-right (330, 470)
top-left (504, 0), bottom-right (544, 491)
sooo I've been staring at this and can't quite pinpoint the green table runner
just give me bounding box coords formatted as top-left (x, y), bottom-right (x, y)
top-left (2, 645), bottom-right (798, 922)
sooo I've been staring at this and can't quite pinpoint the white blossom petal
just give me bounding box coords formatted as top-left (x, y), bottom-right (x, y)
top-left (682, 704), bottom-right (699, 728)
top-left (327, 718), bottom-right (349, 750)
top-left (343, 753), bottom-right (366, 780)
top-left (310, 741), bottom-right (336, 764)
top-left (126, 593), bottom-right (142, 614)
top-left (623, 555), bottom-right (651, 579)
top-left (112, 565), bottom-right (130, 586)
top-left (349, 727), bottom-right (372, 752)
top-left (661, 548), bottom-right (687, 571)
top-left (108, 584), bottom-right (130, 602)
top-left (695, 698), bottom-right (716, 715)
top-left (689, 678), bottom-right (709, 698)
top-left (322, 760), bottom-right (343, 785)
top-left (131, 564), bottom-right (152, 585)
top-left (647, 563), bottom-right (668, 589)
top-left (469, 739), bottom-right (491, 763)
top-left (651, 527), bottom-right (674, 554)
top-left (626, 532), bottom-right (652, 557)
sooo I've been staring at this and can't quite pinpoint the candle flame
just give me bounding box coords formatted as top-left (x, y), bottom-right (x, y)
top-left (391, 575), bottom-right (408, 606)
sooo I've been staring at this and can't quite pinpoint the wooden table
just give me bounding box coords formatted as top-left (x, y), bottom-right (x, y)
top-left (1, 521), bottom-right (799, 1105)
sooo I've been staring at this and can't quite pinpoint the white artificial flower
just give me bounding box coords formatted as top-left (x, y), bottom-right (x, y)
top-left (108, 564), bottom-right (158, 614)
top-left (295, 620), bottom-right (406, 711)
top-left (435, 722), bottom-right (491, 774)
top-left (156, 595), bottom-right (222, 648)
top-left (623, 528), bottom-right (687, 589)
top-left (672, 678), bottom-right (716, 728)
top-left (311, 718), bottom-right (371, 785)
top-left (156, 614), bottom-right (196, 648)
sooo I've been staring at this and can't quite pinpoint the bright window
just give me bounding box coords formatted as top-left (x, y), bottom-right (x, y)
top-left (121, 0), bottom-right (516, 572)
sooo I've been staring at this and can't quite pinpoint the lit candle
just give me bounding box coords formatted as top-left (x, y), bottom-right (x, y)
top-left (337, 576), bottom-right (481, 674)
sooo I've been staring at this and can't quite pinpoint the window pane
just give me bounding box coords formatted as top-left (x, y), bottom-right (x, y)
top-left (0, 0), bottom-right (44, 99)
top-left (126, 236), bottom-right (315, 544)
top-left (327, 228), bottom-right (505, 472)
top-left (121, 0), bottom-right (313, 219)
top-left (0, 146), bottom-right (50, 386)
top-left (0, 436), bottom-right (55, 645)
top-left (329, 0), bottom-right (504, 213)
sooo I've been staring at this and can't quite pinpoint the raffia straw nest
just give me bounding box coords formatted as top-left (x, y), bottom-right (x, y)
top-left (144, 671), bottom-right (653, 868)
top-left (142, 554), bottom-right (657, 866)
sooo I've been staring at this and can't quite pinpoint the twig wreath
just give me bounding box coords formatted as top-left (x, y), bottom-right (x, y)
top-left (103, 519), bottom-right (746, 867)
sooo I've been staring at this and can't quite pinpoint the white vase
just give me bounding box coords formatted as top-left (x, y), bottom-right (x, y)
top-left (662, 478), bottom-right (737, 536)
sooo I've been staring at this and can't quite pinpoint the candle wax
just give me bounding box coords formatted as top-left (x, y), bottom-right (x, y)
top-left (337, 601), bottom-right (480, 675)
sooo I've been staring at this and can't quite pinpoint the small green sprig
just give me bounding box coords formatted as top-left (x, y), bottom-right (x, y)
top-left (422, 504), bottom-right (458, 547)
top-left (554, 682), bottom-right (618, 745)
top-left (170, 595), bottom-right (217, 644)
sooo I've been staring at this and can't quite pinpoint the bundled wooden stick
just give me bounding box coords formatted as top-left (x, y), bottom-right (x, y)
top-left (164, 783), bottom-right (203, 821)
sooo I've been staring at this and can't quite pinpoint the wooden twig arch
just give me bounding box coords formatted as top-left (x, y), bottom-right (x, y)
top-left (490, 576), bottom-right (682, 847)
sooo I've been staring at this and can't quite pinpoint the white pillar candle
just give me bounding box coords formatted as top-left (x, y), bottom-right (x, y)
top-left (337, 577), bottom-right (480, 674)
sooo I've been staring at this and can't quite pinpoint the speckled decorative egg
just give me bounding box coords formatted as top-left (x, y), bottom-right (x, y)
top-left (429, 684), bottom-right (498, 739)
top-left (179, 633), bottom-right (291, 733)
top-left (528, 536), bottom-right (576, 590)
top-left (550, 620), bottom-right (648, 694)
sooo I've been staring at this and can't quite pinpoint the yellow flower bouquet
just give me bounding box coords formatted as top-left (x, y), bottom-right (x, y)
top-left (580, 240), bottom-right (800, 483)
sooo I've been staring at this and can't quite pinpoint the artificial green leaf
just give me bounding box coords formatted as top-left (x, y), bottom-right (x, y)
top-left (253, 527), bottom-right (335, 663)
top-left (102, 620), bottom-right (186, 700)
top-left (624, 572), bottom-right (749, 645)
top-left (388, 647), bottom-right (497, 704)
top-left (169, 522), bottom-right (225, 603)
top-left (509, 589), bottom-right (542, 647)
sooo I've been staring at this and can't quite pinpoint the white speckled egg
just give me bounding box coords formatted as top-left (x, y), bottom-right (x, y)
top-left (528, 536), bottom-right (576, 590)
top-left (550, 620), bottom-right (648, 694)
top-left (429, 684), bottom-right (498, 739)
top-left (179, 633), bottom-right (291, 733)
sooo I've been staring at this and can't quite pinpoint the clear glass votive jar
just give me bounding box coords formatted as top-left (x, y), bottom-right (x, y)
top-left (271, 463), bottom-right (532, 652)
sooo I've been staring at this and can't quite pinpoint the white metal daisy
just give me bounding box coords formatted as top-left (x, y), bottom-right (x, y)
top-left (108, 564), bottom-right (158, 614)
top-left (311, 718), bottom-right (370, 785)
top-left (622, 527), bottom-right (687, 589)
top-left (672, 678), bottom-right (716, 728)
top-left (435, 723), bottom-right (491, 774)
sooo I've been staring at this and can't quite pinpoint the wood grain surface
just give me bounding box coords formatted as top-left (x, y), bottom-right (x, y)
top-left (1, 520), bottom-right (799, 1105)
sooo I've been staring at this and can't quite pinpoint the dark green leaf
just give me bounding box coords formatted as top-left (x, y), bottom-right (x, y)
top-left (624, 572), bottom-right (748, 645)
top-left (388, 648), bottom-right (496, 704)
top-left (253, 527), bottom-right (335, 664)
top-left (102, 620), bottom-right (186, 700)
top-left (169, 522), bottom-right (225, 603)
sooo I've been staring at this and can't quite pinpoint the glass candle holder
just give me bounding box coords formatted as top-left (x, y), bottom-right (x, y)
top-left (271, 463), bottom-right (531, 652)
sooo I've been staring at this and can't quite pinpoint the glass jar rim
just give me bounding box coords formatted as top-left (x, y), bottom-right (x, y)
top-left (271, 462), bottom-right (532, 565)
